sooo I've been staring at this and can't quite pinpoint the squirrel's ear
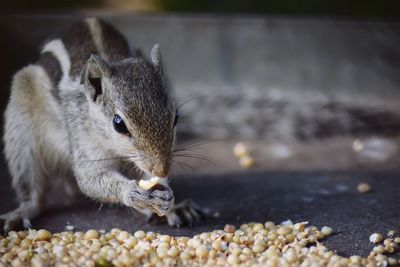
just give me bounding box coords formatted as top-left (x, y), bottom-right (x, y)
top-left (80, 54), bottom-right (109, 102)
top-left (150, 44), bottom-right (162, 73)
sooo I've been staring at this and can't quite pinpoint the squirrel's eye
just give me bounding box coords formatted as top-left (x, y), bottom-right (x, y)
top-left (173, 111), bottom-right (179, 127)
top-left (113, 115), bottom-right (131, 136)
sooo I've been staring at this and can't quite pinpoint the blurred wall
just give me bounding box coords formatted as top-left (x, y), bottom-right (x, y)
top-left (0, 14), bottom-right (399, 140)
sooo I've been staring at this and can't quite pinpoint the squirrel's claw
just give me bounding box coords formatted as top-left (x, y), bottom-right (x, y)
top-left (146, 199), bottom-right (204, 227)
top-left (167, 199), bottom-right (204, 227)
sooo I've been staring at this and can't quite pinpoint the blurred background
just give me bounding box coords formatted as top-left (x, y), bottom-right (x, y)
top-left (0, 0), bottom-right (400, 175)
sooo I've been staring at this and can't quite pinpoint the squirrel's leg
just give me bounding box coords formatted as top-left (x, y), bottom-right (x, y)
top-left (72, 162), bottom-right (174, 215)
top-left (1, 103), bottom-right (46, 232)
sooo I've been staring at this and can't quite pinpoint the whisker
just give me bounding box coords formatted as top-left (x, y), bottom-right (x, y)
top-left (176, 95), bottom-right (213, 110)
top-left (173, 154), bottom-right (217, 166)
top-left (72, 155), bottom-right (140, 165)
top-left (174, 139), bottom-right (225, 152)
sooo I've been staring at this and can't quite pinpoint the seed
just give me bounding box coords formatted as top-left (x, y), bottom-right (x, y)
top-left (156, 246), bottom-right (168, 259)
top-left (233, 142), bottom-right (249, 157)
top-left (227, 254), bottom-right (238, 264)
top-left (116, 231), bottom-right (129, 242)
top-left (277, 226), bottom-right (291, 235)
top-left (388, 257), bottom-right (398, 266)
top-left (224, 224), bottom-right (236, 233)
top-left (238, 254), bottom-right (248, 262)
top-left (284, 248), bottom-right (298, 262)
top-left (369, 233), bottom-right (383, 244)
top-left (180, 251), bottom-right (190, 260)
top-left (138, 177), bottom-right (160, 190)
top-left (239, 155), bottom-right (255, 169)
top-left (373, 245), bottom-right (385, 253)
top-left (84, 230), bottom-right (99, 240)
top-left (350, 255), bottom-right (362, 264)
top-left (124, 237), bottom-right (138, 248)
top-left (357, 183), bottom-right (371, 193)
top-left (2, 221), bottom-right (399, 266)
top-left (167, 247), bottom-right (179, 258)
top-left (134, 231), bottom-right (146, 239)
top-left (199, 233), bottom-right (210, 240)
top-left (95, 257), bottom-right (112, 267)
top-left (252, 244), bottom-right (266, 253)
top-left (253, 223), bottom-right (264, 232)
top-left (387, 230), bottom-right (396, 237)
top-left (264, 221), bottom-right (276, 230)
top-left (195, 245), bottom-right (208, 257)
top-left (65, 225), bottom-right (74, 231)
top-left (159, 235), bottom-right (171, 243)
top-left (36, 229), bottom-right (52, 241)
top-left (321, 226), bottom-right (333, 236)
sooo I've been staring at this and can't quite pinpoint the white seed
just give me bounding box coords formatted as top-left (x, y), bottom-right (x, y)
top-left (84, 230), bottom-right (99, 240)
top-left (284, 248), bottom-right (298, 263)
top-left (387, 230), bottom-right (396, 237)
top-left (36, 229), bottom-right (52, 241)
top-left (357, 183), bottom-right (371, 193)
top-left (227, 254), bottom-right (238, 265)
top-left (159, 235), bottom-right (171, 243)
top-left (277, 226), bottom-right (291, 235)
top-left (233, 142), bottom-right (249, 157)
top-left (156, 246), bottom-right (168, 259)
top-left (116, 231), bottom-right (129, 242)
top-left (239, 155), bottom-right (255, 169)
top-left (180, 251), bottom-right (190, 260)
top-left (124, 237), bottom-right (138, 248)
top-left (195, 245), bottom-right (208, 257)
top-left (138, 177), bottom-right (160, 190)
top-left (224, 224), bottom-right (236, 233)
top-left (167, 247), bottom-right (179, 258)
top-left (370, 233), bottom-right (383, 244)
top-left (134, 231), bottom-right (146, 239)
top-left (321, 226), bottom-right (333, 236)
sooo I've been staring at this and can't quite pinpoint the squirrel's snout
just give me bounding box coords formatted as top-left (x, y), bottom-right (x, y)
top-left (146, 161), bottom-right (170, 178)
top-left (140, 154), bottom-right (171, 178)
top-left (151, 167), bottom-right (169, 178)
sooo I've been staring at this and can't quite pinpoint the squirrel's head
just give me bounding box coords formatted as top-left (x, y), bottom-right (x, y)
top-left (80, 44), bottom-right (177, 178)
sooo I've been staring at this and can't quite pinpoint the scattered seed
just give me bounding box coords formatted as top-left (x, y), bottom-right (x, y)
top-left (387, 230), bottom-right (396, 237)
top-left (233, 142), bottom-right (248, 158)
top-left (370, 233), bottom-right (383, 244)
top-left (321, 226), bottom-right (333, 236)
top-left (239, 155), bottom-right (255, 169)
top-left (357, 183), bottom-right (371, 193)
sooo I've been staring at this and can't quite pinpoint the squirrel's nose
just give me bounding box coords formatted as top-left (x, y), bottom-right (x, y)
top-left (151, 164), bottom-right (170, 178)
top-left (152, 168), bottom-right (168, 178)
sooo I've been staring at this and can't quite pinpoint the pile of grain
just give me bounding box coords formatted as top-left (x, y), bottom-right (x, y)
top-left (1, 220), bottom-right (399, 267)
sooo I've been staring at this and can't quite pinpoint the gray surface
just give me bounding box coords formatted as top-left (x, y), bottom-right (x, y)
top-left (1, 170), bottom-right (400, 258)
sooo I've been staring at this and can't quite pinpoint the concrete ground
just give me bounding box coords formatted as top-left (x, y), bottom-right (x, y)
top-left (1, 138), bottom-right (400, 259)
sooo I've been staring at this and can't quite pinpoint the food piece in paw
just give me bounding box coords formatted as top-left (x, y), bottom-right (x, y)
top-left (138, 177), bottom-right (161, 190)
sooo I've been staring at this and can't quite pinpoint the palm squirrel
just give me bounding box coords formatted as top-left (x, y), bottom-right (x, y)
top-left (1, 17), bottom-right (202, 232)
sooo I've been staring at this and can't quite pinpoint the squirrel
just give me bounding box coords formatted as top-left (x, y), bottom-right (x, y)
top-left (0, 17), bottom-right (202, 232)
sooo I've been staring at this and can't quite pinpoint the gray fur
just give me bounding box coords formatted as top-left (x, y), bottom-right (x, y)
top-left (0, 17), bottom-right (194, 232)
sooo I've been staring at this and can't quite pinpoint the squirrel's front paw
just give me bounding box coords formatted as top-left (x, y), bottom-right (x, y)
top-left (125, 183), bottom-right (174, 217)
